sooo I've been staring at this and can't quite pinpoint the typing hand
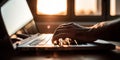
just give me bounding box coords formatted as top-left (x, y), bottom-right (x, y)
top-left (52, 23), bottom-right (97, 46)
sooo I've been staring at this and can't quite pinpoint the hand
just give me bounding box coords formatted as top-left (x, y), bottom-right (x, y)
top-left (52, 23), bottom-right (97, 46)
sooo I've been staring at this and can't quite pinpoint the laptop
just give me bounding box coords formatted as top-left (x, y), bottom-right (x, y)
top-left (1, 0), bottom-right (115, 52)
top-left (12, 33), bottom-right (114, 51)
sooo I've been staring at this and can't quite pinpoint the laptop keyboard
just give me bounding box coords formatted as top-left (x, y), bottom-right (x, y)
top-left (29, 34), bottom-right (53, 46)
top-left (29, 39), bottom-right (43, 46)
top-left (19, 33), bottom-right (40, 45)
top-left (18, 34), bottom-right (53, 47)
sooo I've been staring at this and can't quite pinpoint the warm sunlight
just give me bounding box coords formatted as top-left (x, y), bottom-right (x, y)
top-left (75, 0), bottom-right (97, 15)
top-left (37, 0), bottom-right (67, 15)
top-left (110, 0), bottom-right (116, 16)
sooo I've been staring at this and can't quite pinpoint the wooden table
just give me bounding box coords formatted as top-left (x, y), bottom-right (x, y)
top-left (12, 47), bottom-right (120, 60)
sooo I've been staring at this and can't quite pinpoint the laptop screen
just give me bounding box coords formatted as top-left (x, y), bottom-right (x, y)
top-left (1, 0), bottom-right (33, 36)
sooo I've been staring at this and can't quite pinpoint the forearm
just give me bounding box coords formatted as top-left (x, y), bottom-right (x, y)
top-left (91, 18), bottom-right (120, 41)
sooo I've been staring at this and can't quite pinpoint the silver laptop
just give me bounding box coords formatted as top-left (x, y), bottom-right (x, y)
top-left (1, 0), bottom-right (115, 51)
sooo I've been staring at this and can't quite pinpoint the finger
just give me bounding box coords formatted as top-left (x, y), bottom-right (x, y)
top-left (53, 40), bottom-right (58, 45)
top-left (58, 38), bottom-right (64, 46)
top-left (64, 38), bottom-right (78, 45)
top-left (74, 40), bottom-right (78, 45)
top-left (64, 38), bottom-right (71, 45)
top-left (52, 33), bottom-right (74, 45)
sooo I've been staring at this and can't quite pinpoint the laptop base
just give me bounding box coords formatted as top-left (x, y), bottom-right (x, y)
top-left (16, 43), bottom-right (115, 52)
top-left (14, 34), bottom-right (115, 52)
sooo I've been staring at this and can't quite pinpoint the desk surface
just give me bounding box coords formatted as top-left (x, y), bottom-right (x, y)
top-left (12, 48), bottom-right (120, 60)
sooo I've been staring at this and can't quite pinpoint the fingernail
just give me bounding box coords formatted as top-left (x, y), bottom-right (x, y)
top-left (65, 38), bottom-right (71, 45)
top-left (53, 40), bottom-right (57, 45)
